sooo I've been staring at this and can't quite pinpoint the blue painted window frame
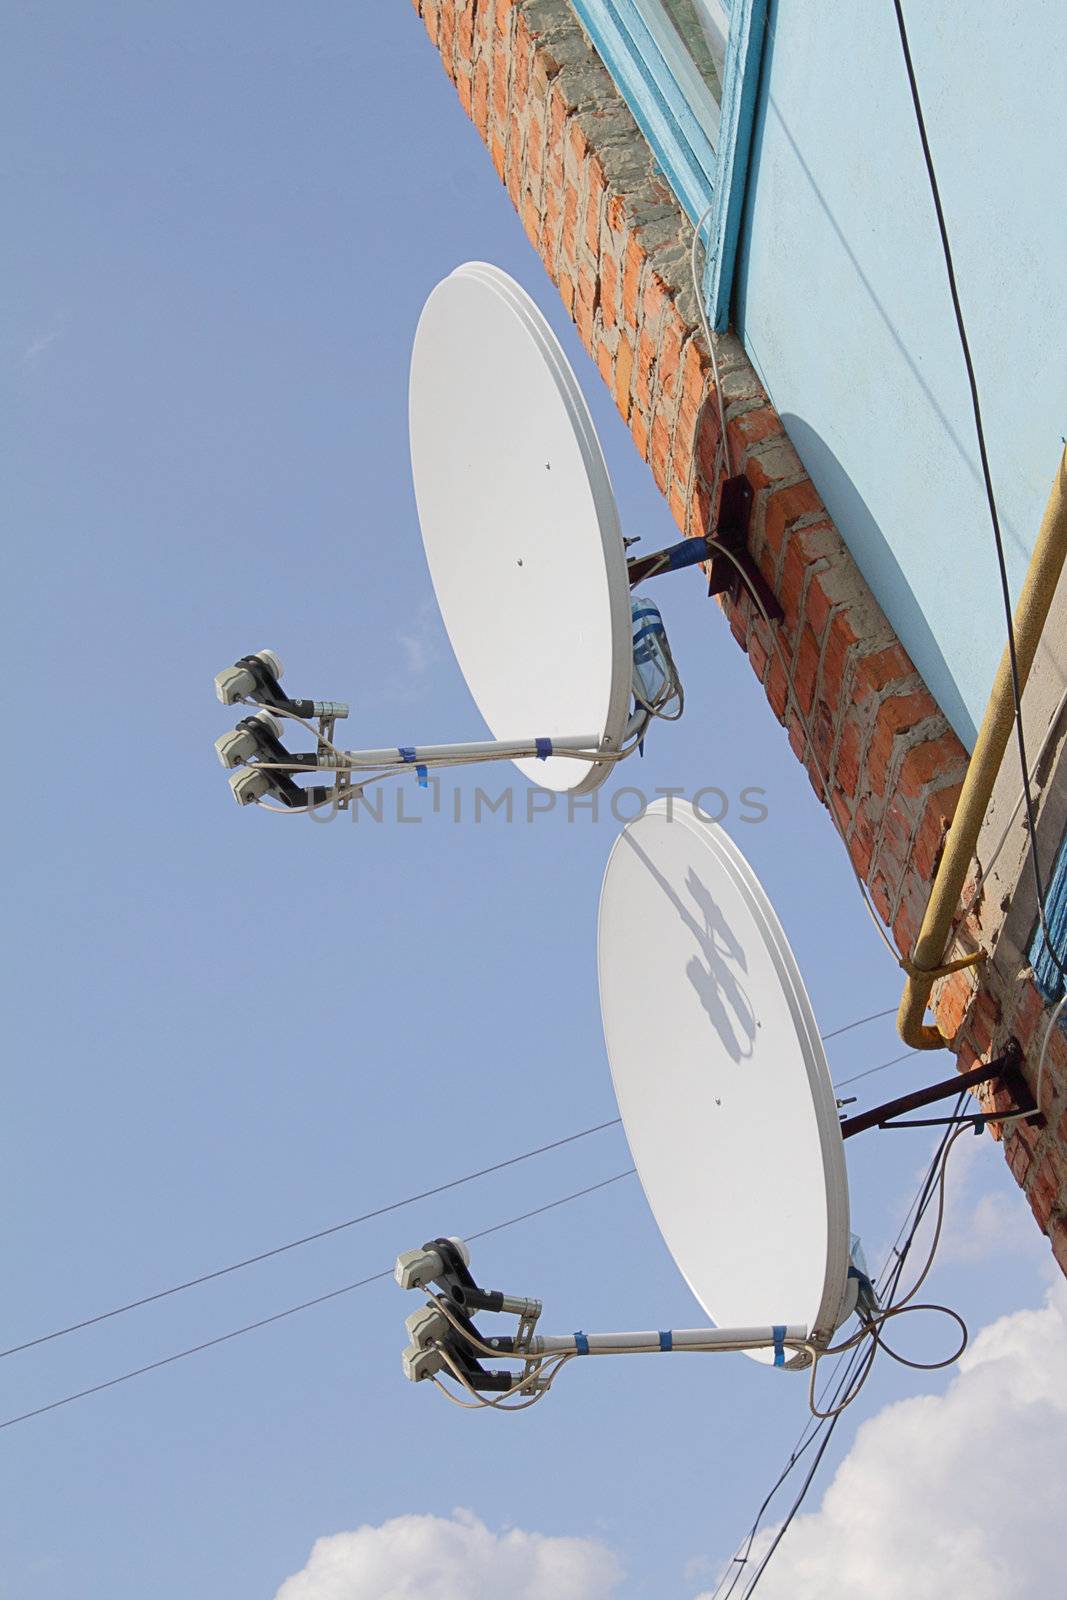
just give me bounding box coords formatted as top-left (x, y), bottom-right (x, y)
top-left (570, 0), bottom-right (768, 331)
top-left (1030, 834), bottom-right (1067, 1001)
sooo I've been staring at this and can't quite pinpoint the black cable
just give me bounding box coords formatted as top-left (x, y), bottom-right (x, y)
top-left (714, 1101), bottom-right (963, 1600)
top-left (5, 1014), bottom-right (913, 1364)
top-left (0, 1119), bottom-right (625, 1362)
top-left (833, 1049), bottom-right (918, 1090)
top-left (0, 1169), bottom-right (636, 1432)
top-left (736, 1101), bottom-right (963, 1598)
top-left (819, 1006), bottom-right (897, 1041)
top-left (892, 0), bottom-right (1066, 988)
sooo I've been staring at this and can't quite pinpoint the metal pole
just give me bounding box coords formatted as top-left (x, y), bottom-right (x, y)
top-left (898, 446), bottom-right (1067, 1048)
top-left (839, 1053), bottom-right (1021, 1139)
top-left (529, 1325), bottom-right (809, 1356)
top-left (320, 733), bottom-right (604, 770)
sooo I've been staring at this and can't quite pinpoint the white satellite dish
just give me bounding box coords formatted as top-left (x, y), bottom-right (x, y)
top-left (409, 262), bottom-right (633, 793)
top-left (211, 262), bottom-right (775, 812)
top-left (597, 799), bottom-right (851, 1365)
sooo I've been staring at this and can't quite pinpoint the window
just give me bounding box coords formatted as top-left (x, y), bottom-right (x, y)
top-left (570, 0), bottom-right (767, 331)
top-left (1031, 832), bottom-right (1067, 1002)
top-left (658, 1), bottom-right (729, 118)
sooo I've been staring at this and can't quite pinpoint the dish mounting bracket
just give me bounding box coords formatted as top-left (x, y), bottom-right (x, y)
top-left (625, 475), bottom-right (784, 623)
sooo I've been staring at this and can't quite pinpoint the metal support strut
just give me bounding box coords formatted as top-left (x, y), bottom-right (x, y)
top-left (839, 1043), bottom-right (1043, 1138)
top-left (625, 475), bottom-right (784, 623)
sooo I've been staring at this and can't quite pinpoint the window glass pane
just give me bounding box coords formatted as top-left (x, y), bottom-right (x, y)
top-left (658, 0), bottom-right (728, 106)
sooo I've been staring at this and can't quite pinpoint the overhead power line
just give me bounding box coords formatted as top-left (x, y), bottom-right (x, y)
top-left (0, 1170), bottom-right (636, 1432)
top-left (5, 1018), bottom-right (919, 1366)
top-left (891, 0), bottom-right (1066, 990)
top-left (0, 1118), bottom-right (624, 1362)
top-left (819, 1006), bottom-right (896, 1041)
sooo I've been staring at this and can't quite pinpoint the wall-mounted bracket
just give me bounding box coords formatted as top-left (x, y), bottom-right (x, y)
top-left (625, 475), bottom-right (784, 623)
top-left (706, 476), bottom-right (783, 621)
top-left (839, 1041), bottom-right (1044, 1139)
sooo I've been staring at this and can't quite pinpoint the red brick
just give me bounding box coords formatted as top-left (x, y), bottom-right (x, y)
top-left (766, 654), bottom-right (788, 722)
top-left (438, 1), bottom-right (457, 77)
top-left (560, 180), bottom-right (579, 264)
top-left (748, 620), bottom-right (771, 682)
top-left (867, 692), bottom-right (940, 797)
top-left (457, 0), bottom-right (475, 57)
top-left (472, 56), bottom-right (490, 136)
top-left (521, 190), bottom-right (539, 248)
top-left (614, 336), bottom-right (634, 420)
top-left (633, 330), bottom-right (655, 411)
top-left (668, 476), bottom-right (688, 534)
top-left (630, 407), bottom-right (649, 462)
top-left (567, 116), bottom-right (588, 165)
top-left (852, 643), bottom-right (915, 705)
top-left (526, 108), bottom-right (544, 182)
top-left (1028, 1159), bottom-right (1059, 1231)
top-left (650, 412), bottom-right (671, 492)
top-left (793, 627), bottom-right (820, 717)
top-left (912, 783), bottom-right (962, 880)
top-left (694, 406), bottom-right (724, 487)
top-left (690, 481), bottom-right (713, 541)
top-left (679, 339), bottom-right (707, 424)
top-left (600, 251), bottom-right (618, 329)
top-left (898, 731), bottom-right (968, 801)
top-left (491, 43), bottom-right (508, 124)
top-left (1049, 1213), bottom-right (1067, 1277)
top-left (585, 157), bottom-right (606, 255)
top-left (835, 713), bottom-right (862, 798)
top-left (621, 235), bottom-right (643, 328)
top-left (726, 406), bottom-right (783, 464)
top-left (657, 307), bottom-right (683, 400)
top-left (641, 268), bottom-right (670, 331)
top-left (935, 970), bottom-right (973, 1039)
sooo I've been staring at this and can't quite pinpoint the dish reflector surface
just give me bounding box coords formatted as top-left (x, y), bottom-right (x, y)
top-left (409, 263), bottom-right (632, 793)
top-left (598, 802), bottom-right (850, 1364)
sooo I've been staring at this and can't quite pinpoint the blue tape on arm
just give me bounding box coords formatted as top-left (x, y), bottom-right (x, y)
top-left (535, 738), bottom-right (553, 760)
top-left (658, 1330), bottom-right (673, 1352)
top-left (573, 1331), bottom-right (589, 1355)
top-left (398, 747), bottom-right (416, 763)
top-left (773, 1325), bottom-right (786, 1367)
top-left (415, 764), bottom-right (428, 789)
top-left (667, 536), bottom-right (710, 571)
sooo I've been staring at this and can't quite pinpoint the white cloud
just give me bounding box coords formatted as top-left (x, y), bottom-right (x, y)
top-left (705, 1282), bottom-right (1067, 1600)
top-left (931, 1131), bottom-right (1043, 1266)
top-left (275, 1509), bottom-right (624, 1600)
top-left (868, 1127), bottom-right (1041, 1274)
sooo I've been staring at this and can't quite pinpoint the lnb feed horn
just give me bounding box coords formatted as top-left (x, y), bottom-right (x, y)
top-left (214, 649), bottom-right (284, 706)
top-left (395, 1236), bottom-right (470, 1292)
top-left (214, 710), bottom-right (284, 770)
top-left (228, 768), bottom-right (279, 808)
top-left (402, 1341), bottom-right (451, 1384)
top-left (405, 1304), bottom-right (452, 1352)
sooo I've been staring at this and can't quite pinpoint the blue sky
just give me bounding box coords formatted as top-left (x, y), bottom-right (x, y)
top-left (4, 6), bottom-right (1061, 1598)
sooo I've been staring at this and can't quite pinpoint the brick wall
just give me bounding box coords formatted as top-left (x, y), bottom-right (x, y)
top-left (410, 0), bottom-right (1067, 1272)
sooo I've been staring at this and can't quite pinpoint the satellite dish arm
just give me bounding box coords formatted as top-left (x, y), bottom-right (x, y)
top-left (625, 475), bottom-right (784, 623)
top-left (523, 1325), bottom-right (807, 1358)
top-left (395, 1239), bottom-right (809, 1405)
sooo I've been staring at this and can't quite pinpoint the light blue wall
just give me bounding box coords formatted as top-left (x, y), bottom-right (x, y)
top-left (733, 0), bottom-right (1067, 748)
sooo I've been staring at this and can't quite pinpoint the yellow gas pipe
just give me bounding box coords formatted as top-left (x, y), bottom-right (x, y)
top-left (898, 447), bottom-right (1067, 1049)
